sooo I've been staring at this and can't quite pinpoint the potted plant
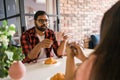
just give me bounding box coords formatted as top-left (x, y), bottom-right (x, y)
top-left (0, 20), bottom-right (25, 79)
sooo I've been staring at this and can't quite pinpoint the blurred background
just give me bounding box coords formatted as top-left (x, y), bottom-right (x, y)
top-left (0, 0), bottom-right (118, 48)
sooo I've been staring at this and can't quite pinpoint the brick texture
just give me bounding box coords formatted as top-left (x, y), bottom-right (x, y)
top-left (60, 0), bottom-right (118, 48)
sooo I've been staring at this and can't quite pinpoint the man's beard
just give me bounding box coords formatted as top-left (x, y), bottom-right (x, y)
top-left (35, 24), bottom-right (47, 32)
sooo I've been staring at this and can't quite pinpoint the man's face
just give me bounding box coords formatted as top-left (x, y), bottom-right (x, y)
top-left (35, 15), bottom-right (49, 32)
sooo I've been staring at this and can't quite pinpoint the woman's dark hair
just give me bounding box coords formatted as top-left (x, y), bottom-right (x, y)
top-left (100, 1), bottom-right (120, 40)
top-left (34, 10), bottom-right (48, 20)
top-left (90, 1), bottom-right (120, 80)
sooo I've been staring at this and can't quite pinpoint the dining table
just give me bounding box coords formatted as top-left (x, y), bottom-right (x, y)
top-left (2, 48), bottom-right (94, 80)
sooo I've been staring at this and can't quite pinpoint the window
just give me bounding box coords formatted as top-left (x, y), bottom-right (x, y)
top-left (0, 0), bottom-right (60, 45)
top-left (5, 0), bottom-right (20, 17)
top-left (0, 0), bottom-right (5, 19)
top-left (24, 0), bottom-right (60, 31)
top-left (0, 0), bottom-right (21, 46)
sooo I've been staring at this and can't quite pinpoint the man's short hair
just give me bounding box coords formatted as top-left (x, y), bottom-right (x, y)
top-left (34, 10), bottom-right (48, 20)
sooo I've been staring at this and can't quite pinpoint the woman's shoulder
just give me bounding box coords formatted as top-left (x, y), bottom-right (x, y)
top-left (88, 54), bottom-right (96, 61)
top-left (77, 55), bottom-right (96, 71)
top-left (75, 55), bottom-right (96, 80)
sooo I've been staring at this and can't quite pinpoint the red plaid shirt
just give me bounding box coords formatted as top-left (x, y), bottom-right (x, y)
top-left (20, 27), bottom-right (61, 63)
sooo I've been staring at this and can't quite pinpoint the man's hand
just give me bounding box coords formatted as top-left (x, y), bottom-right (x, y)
top-left (40, 39), bottom-right (53, 48)
top-left (55, 32), bottom-right (69, 42)
top-left (28, 39), bottom-right (53, 60)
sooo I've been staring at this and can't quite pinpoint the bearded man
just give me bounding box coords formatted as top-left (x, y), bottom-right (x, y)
top-left (21, 11), bottom-right (67, 63)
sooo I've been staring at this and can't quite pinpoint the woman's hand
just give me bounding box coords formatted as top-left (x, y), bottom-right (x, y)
top-left (66, 43), bottom-right (75, 58)
top-left (66, 42), bottom-right (87, 61)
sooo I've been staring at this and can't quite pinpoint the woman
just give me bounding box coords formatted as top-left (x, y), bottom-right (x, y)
top-left (65, 1), bottom-right (120, 80)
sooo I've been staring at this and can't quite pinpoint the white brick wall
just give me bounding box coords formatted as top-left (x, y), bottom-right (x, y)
top-left (60, 0), bottom-right (118, 47)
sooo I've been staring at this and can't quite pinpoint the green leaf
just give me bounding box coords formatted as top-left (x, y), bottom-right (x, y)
top-left (12, 48), bottom-right (25, 61)
top-left (8, 26), bottom-right (16, 31)
top-left (0, 20), bottom-right (24, 78)
top-left (5, 51), bottom-right (13, 60)
top-left (2, 20), bottom-right (8, 27)
top-left (0, 68), bottom-right (8, 78)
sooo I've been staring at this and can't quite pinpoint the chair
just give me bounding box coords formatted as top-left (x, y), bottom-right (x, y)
top-left (88, 34), bottom-right (100, 49)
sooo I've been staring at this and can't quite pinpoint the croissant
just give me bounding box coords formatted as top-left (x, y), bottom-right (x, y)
top-left (50, 73), bottom-right (65, 80)
top-left (44, 57), bottom-right (57, 64)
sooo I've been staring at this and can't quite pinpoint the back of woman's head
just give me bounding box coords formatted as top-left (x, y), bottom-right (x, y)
top-left (100, 1), bottom-right (120, 40)
top-left (91, 1), bottom-right (120, 80)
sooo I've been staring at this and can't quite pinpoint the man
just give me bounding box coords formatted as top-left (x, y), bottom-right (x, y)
top-left (21, 10), bottom-right (67, 63)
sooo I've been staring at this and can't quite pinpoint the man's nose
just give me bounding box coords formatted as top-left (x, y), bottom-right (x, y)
top-left (43, 21), bottom-right (46, 24)
top-left (42, 23), bottom-right (46, 27)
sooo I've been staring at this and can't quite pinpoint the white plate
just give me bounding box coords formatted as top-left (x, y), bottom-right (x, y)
top-left (46, 77), bottom-right (51, 80)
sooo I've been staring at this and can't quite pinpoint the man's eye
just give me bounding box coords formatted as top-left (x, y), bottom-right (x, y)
top-left (38, 19), bottom-right (44, 22)
top-left (37, 19), bottom-right (49, 24)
